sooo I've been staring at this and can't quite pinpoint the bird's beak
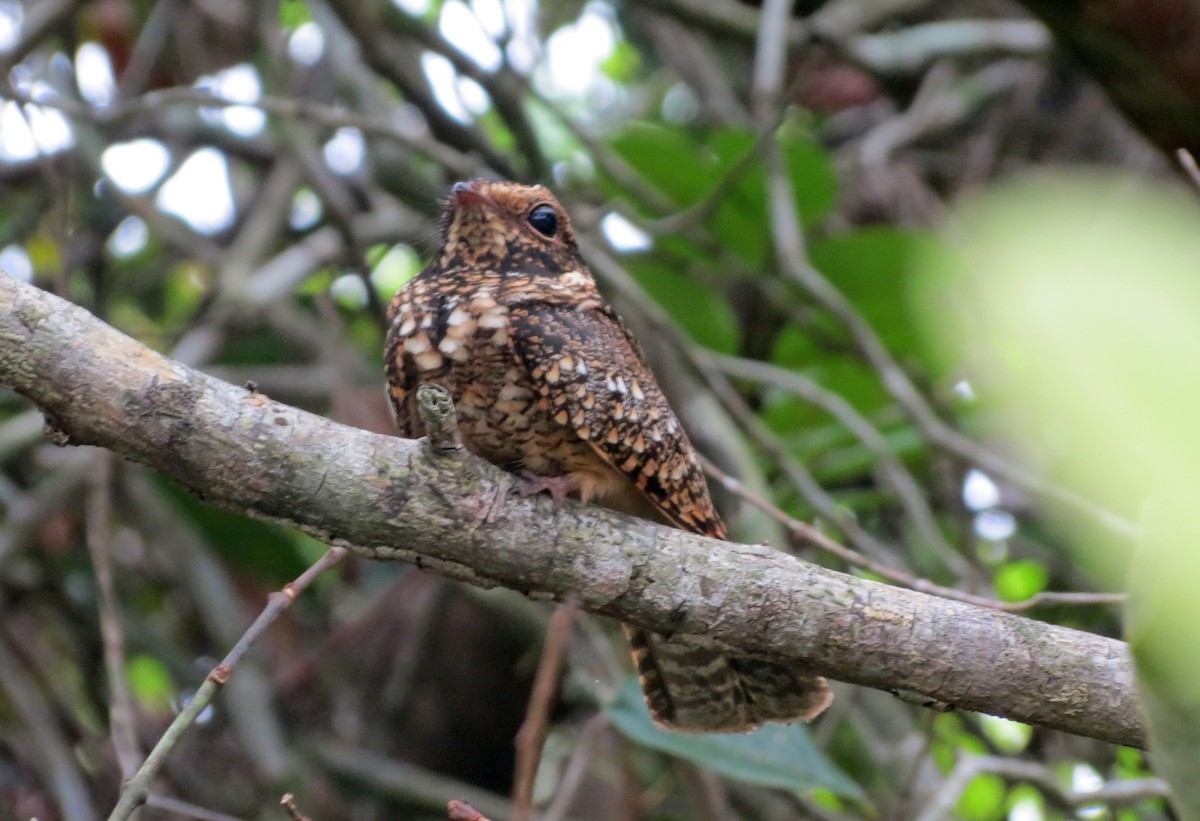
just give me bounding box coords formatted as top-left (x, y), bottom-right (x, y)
top-left (450, 180), bottom-right (490, 207)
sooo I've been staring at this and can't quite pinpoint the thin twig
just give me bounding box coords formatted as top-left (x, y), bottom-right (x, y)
top-left (750, 0), bottom-right (796, 128)
top-left (541, 715), bottom-right (607, 821)
top-left (314, 742), bottom-right (516, 820)
top-left (1177, 148), bottom-right (1200, 191)
top-left (0, 632), bottom-right (94, 821)
top-left (448, 800), bottom-right (493, 821)
top-left (759, 117), bottom-right (1136, 537)
top-left (280, 793), bottom-right (313, 821)
top-left (128, 473), bottom-right (291, 782)
top-left (85, 454), bottom-right (142, 780)
top-left (648, 117), bottom-right (781, 237)
top-left (107, 546), bottom-right (348, 820)
top-left (701, 455), bottom-right (1124, 612)
top-left (512, 600), bottom-right (578, 821)
top-left (703, 349), bottom-right (973, 578)
top-left (696, 360), bottom-right (902, 565)
top-left (144, 795), bottom-right (244, 821)
top-left (7, 85), bottom-right (480, 179)
top-left (915, 754), bottom-right (1169, 821)
top-left (844, 19), bottom-right (1049, 74)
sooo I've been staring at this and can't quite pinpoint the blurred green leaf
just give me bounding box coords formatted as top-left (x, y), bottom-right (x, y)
top-left (279, 0), bottom-right (311, 27)
top-left (371, 243), bottom-right (423, 296)
top-left (25, 234), bottom-right (60, 275)
top-left (978, 715), bottom-right (1032, 754)
top-left (993, 560), bottom-right (1048, 603)
top-left (625, 256), bottom-right (739, 353)
top-left (218, 327), bottom-right (301, 366)
top-left (606, 677), bottom-right (864, 799)
top-left (163, 262), bottom-right (209, 327)
top-left (1005, 784), bottom-right (1043, 819)
top-left (957, 773), bottom-right (1005, 821)
top-left (476, 106), bottom-right (516, 153)
top-left (1114, 746), bottom-right (1145, 778)
top-left (913, 172), bottom-right (1200, 816)
top-left (608, 124), bottom-right (713, 208)
top-left (161, 481), bottom-right (311, 583)
top-left (810, 228), bottom-right (936, 362)
top-left (933, 714), bottom-right (986, 772)
top-left (606, 123), bottom-right (836, 266)
top-left (126, 654), bottom-right (175, 714)
top-left (599, 40), bottom-right (641, 83)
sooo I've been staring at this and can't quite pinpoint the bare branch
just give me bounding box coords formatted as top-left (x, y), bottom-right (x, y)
top-left (513, 601), bottom-right (576, 821)
top-left (914, 754), bottom-right (1170, 820)
top-left (0, 271), bottom-right (1145, 748)
top-left (84, 454), bottom-right (142, 779)
top-left (107, 546), bottom-right (347, 820)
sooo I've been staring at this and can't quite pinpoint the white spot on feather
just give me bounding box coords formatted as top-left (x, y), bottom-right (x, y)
top-left (404, 334), bottom-right (431, 354)
top-left (478, 306), bottom-right (509, 329)
top-left (414, 349), bottom-right (443, 370)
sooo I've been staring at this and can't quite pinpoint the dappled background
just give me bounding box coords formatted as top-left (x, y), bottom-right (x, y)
top-left (0, 0), bottom-right (1192, 819)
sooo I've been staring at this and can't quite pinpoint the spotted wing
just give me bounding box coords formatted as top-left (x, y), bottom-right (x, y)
top-left (509, 304), bottom-right (726, 540)
top-left (510, 303), bottom-right (835, 732)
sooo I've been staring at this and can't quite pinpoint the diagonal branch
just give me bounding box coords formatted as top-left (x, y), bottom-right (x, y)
top-left (0, 271), bottom-right (1143, 748)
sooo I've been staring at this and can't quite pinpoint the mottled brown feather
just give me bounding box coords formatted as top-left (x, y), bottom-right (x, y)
top-left (385, 180), bottom-right (832, 732)
top-left (508, 305), bottom-right (726, 539)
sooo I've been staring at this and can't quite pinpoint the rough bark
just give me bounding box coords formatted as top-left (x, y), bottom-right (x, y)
top-left (0, 271), bottom-right (1144, 748)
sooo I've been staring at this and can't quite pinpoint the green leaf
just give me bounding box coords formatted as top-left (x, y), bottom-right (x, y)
top-left (993, 560), bottom-right (1048, 602)
top-left (279, 0), bottom-right (311, 27)
top-left (162, 261), bottom-right (209, 327)
top-left (599, 40), bottom-right (641, 83)
top-left (126, 654), bottom-right (175, 713)
top-left (932, 713), bottom-right (986, 771)
top-left (978, 715), bottom-right (1032, 754)
top-left (780, 127), bottom-right (838, 224)
top-left (605, 677), bottom-right (864, 800)
top-left (160, 481), bottom-right (311, 583)
top-left (605, 123), bottom-right (836, 267)
top-left (371, 243), bottom-right (423, 297)
top-left (608, 124), bottom-right (714, 210)
top-left (625, 257), bottom-right (739, 354)
top-left (810, 227), bottom-right (937, 362)
top-left (1005, 784), bottom-right (1043, 819)
top-left (957, 773), bottom-right (1006, 821)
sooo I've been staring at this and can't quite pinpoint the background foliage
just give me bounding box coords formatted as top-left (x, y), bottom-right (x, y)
top-left (0, 0), bottom-right (1191, 818)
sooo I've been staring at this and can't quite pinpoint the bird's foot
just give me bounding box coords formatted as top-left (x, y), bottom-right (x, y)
top-left (518, 472), bottom-right (584, 506)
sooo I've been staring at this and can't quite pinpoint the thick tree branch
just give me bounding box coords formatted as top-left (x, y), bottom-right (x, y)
top-left (0, 271), bottom-right (1143, 748)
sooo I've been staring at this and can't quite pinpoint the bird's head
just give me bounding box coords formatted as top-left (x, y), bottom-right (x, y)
top-left (435, 180), bottom-right (587, 275)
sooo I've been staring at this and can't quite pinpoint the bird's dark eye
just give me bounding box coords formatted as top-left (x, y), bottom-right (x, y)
top-left (528, 205), bottom-right (558, 237)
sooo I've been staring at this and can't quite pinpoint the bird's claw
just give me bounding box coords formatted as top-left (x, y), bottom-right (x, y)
top-left (517, 473), bottom-right (583, 506)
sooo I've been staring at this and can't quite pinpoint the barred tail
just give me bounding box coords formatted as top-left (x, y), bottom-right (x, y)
top-left (624, 626), bottom-right (833, 733)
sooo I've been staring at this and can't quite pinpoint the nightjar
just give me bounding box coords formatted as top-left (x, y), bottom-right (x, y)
top-left (385, 180), bottom-right (832, 731)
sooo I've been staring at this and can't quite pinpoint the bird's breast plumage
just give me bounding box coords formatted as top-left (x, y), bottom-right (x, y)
top-left (385, 268), bottom-right (621, 488)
